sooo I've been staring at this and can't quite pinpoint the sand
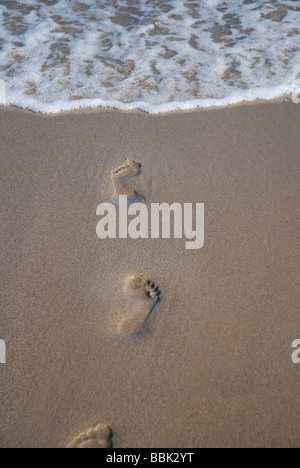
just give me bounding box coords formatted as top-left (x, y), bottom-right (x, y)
top-left (0, 101), bottom-right (299, 448)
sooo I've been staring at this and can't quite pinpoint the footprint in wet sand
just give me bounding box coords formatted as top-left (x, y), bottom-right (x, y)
top-left (119, 275), bottom-right (161, 336)
top-left (111, 159), bottom-right (144, 204)
top-left (67, 424), bottom-right (112, 449)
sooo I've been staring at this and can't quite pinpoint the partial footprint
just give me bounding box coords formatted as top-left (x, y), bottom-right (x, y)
top-left (119, 275), bottom-right (161, 336)
top-left (67, 424), bottom-right (112, 449)
top-left (111, 159), bottom-right (144, 204)
top-left (111, 159), bottom-right (141, 180)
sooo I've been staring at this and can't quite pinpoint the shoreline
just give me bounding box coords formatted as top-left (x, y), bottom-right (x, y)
top-left (0, 100), bottom-right (299, 448)
top-left (0, 93), bottom-right (293, 118)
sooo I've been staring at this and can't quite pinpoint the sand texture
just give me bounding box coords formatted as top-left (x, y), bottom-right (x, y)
top-left (0, 101), bottom-right (299, 448)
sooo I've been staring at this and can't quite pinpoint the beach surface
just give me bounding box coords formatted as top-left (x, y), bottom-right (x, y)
top-left (0, 101), bottom-right (299, 448)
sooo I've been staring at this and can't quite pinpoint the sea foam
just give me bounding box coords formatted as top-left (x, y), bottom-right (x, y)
top-left (0, 0), bottom-right (299, 114)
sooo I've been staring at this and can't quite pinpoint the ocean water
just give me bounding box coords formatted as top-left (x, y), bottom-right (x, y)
top-left (0, 0), bottom-right (299, 113)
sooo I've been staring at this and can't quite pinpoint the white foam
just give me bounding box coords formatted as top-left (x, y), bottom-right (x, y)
top-left (0, 0), bottom-right (299, 114)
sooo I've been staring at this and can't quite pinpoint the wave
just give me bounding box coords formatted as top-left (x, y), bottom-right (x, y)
top-left (0, 0), bottom-right (299, 114)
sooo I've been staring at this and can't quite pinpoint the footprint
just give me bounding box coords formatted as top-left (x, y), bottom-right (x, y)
top-left (111, 159), bottom-right (144, 204)
top-left (119, 275), bottom-right (161, 336)
top-left (67, 424), bottom-right (112, 449)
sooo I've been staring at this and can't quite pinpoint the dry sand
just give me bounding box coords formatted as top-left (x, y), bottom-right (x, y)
top-left (0, 101), bottom-right (299, 448)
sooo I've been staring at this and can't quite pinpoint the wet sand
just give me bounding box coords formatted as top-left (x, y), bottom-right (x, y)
top-left (0, 101), bottom-right (299, 448)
